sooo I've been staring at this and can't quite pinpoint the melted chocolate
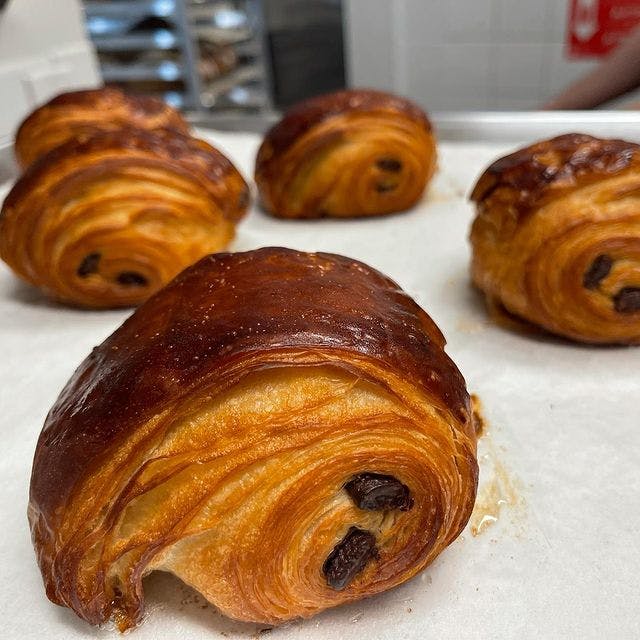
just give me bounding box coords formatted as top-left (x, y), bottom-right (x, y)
top-left (376, 158), bottom-right (402, 172)
top-left (583, 254), bottom-right (613, 289)
top-left (116, 271), bottom-right (148, 287)
top-left (613, 287), bottom-right (640, 313)
top-left (77, 253), bottom-right (101, 277)
top-left (344, 473), bottom-right (413, 511)
top-left (375, 182), bottom-right (397, 193)
top-left (322, 527), bottom-right (377, 590)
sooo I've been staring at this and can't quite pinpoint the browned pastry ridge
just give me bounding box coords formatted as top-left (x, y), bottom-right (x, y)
top-left (0, 128), bottom-right (249, 308)
top-left (28, 247), bottom-right (478, 628)
top-left (255, 89), bottom-right (437, 218)
top-left (470, 133), bottom-right (640, 344)
top-left (14, 87), bottom-right (190, 169)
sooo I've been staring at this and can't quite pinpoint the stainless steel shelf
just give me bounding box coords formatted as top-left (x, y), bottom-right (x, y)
top-left (93, 32), bottom-right (183, 51)
top-left (200, 64), bottom-right (263, 103)
top-left (191, 25), bottom-right (253, 44)
top-left (188, 3), bottom-right (248, 23)
top-left (433, 110), bottom-right (640, 142)
top-left (232, 39), bottom-right (262, 57)
top-left (101, 61), bottom-right (184, 82)
top-left (83, 0), bottom-right (272, 112)
top-left (84, 0), bottom-right (177, 19)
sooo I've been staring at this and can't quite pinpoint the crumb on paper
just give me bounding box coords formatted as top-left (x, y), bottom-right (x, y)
top-left (456, 317), bottom-right (488, 335)
top-left (420, 573), bottom-right (433, 585)
top-left (425, 188), bottom-right (456, 204)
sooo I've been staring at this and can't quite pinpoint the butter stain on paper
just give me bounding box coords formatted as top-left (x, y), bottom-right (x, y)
top-left (469, 397), bottom-right (526, 537)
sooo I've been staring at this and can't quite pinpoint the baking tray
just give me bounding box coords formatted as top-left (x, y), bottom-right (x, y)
top-left (186, 108), bottom-right (640, 141)
top-left (1, 113), bottom-right (639, 639)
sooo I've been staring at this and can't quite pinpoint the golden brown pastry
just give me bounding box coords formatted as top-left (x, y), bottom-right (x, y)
top-left (255, 89), bottom-right (437, 218)
top-left (28, 247), bottom-right (478, 628)
top-left (14, 87), bottom-right (190, 169)
top-left (0, 128), bottom-right (248, 308)
top-left (470, 133), bottom-right (640, 344)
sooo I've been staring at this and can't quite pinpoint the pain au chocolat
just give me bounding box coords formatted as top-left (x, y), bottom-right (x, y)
top-left (28, 247), bottom-right (478, 628)
top-left (470, 133), bottom-right (640, 344)
top-left (0, 128), bottom-right (248, 308)
top-left (255, 89), bottom-right (437, 218)
top-left (15, 87), bottom-right (190, 169)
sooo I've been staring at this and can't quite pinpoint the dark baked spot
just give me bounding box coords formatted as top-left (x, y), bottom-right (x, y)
top-left (470, 134), bottom-right (640, 219)
top-left (344, 473), bottom-right (413, 511)
top-left (77, 253), bottom-right (101, 277)
top-left (376, 182), bottom-right (397, 193)
top-left (238, 187), bottom-right (250, 209)
top-left (322, 527), bottom-right (377, 590)
top-left (377, 158), bottom-right (402, 172)
top-left (583, 254), bottom-right (613, 289)
top-left (613, 287), bottom-right (640, 313)
top-left (116, 271), bottom-right (148, 287)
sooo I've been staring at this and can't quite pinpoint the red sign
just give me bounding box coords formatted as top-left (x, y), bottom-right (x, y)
top-left (568, 0), bottom-right (640, 57)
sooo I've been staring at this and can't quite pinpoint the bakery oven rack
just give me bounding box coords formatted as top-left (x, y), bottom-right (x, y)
top-left (83, 0), bottom-right (273, 113)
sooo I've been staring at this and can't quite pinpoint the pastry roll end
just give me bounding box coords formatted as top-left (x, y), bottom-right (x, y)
top-left (470, 133), bottom-right (640, 344)
top-left (255, 89), bottom-right (437, 219)
top-left (28, 247), bottom-right (477, 626)
top-left (1, 128), bottom-right (249, 308)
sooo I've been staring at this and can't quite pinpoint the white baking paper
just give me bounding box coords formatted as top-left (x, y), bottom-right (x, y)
top-left (0, 131), bottom-right (638, 639)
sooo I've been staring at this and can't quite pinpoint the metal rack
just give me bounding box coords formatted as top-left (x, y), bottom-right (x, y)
top-left (83, 0), bottom-right (272, 113)
top-left (190, 0), bottom-right (272, 111)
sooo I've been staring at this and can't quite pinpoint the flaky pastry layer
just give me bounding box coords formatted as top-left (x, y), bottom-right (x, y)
top-left (470, 133), bottom-right (640, 343)
top-left (1, 128), bottom-right (249, 308)
top-left (255, 89), bottom-right (437, 218)
top-left (15, 87), bottom-right (190, 169)
top-left (29, 247), bottom-right (477, 627)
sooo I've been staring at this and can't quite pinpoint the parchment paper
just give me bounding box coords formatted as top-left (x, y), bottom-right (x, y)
top-left (1, 131), bottom-right (638, 640)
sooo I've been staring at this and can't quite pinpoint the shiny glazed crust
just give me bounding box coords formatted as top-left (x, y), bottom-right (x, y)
top-left (470, 133), bottom-right (640, 344)
top-left (0, 128), bottom-right (249, 308)
top-left (255, 89), bottom-right (437, 218)
top-left (15, 87), bottom-right (190, 169)
top-left (28, 247), bottom-right (478, 627)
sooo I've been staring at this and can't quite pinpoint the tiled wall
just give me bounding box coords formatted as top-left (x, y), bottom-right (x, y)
top-left (345, 0), bottom-right (630, 110)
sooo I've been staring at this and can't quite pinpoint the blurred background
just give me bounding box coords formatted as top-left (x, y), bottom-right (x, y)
top-left (2, 0), bottom-right (640, 142)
